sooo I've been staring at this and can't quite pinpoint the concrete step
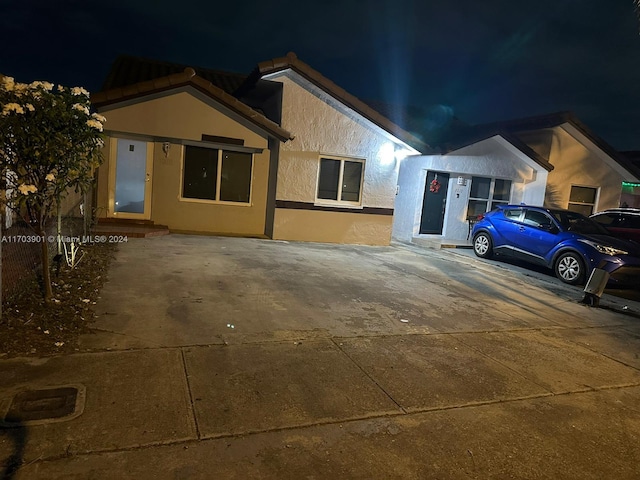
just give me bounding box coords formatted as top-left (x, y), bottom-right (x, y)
top-left (93, 219), bottom-right (170, 238)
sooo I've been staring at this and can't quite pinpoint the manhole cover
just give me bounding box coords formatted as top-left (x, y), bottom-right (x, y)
top-left (1, 384), bottom-right (86, 427)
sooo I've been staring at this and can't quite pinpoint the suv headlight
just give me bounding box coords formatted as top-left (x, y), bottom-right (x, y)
top-left (579, 239), bottom-right (628, 256)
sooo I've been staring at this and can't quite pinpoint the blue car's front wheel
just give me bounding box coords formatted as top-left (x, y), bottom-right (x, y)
top-left (473, 232), bottom-right (493, 259)
top-left (555, 252), bottom-right (585, 285)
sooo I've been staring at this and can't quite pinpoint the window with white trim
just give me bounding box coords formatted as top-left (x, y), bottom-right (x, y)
top-left (182, 145), bottom-right (252, 203)
top-left (467, 176), bottom-right (512, 217)
top-left (316, 156), bottom-right (364, 205)
top-left (567, 185), bottom-right (597, 216)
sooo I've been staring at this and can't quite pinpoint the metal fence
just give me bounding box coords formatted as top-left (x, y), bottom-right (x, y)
top-left (1, 185), bottom-right (95, 301)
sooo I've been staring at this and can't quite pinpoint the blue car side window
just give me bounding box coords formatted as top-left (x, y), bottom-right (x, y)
top-left (524, 210), bottom-right (553, 229)
top-left (504, 208), bottom-right (523, 221)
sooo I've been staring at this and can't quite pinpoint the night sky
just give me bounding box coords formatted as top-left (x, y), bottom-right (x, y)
top-left (2, 0), bottom-right (640, 150)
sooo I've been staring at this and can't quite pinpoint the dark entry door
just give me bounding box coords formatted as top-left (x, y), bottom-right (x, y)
top-left (419, 171), bottom-right (449, 234)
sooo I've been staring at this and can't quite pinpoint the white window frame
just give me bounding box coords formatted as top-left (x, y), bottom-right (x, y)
top-left (180, 144), bottom-right (254, 206)
top-left (568, 185), bottom-right (598, 215)
top-left (315, 155), bottom-right (365, 207)
top-left (467, 176), bottom-right (512, 216)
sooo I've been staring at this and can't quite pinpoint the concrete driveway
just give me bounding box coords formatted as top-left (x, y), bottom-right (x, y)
top-left (2, 235), bottom-right (640, 479)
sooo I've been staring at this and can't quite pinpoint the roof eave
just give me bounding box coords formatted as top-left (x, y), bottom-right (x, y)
top-left (254, 52), bottom-right (429, 153)
top-left (90, 68), bottom-right (293, 143)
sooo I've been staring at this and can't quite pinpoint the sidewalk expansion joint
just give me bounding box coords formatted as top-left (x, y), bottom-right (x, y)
top-left (330, 338), bottom-right (407, 414)
top-left (16, 384), bottom-right (640, 466)
top-left (180, 347), bottom-right (201, 440)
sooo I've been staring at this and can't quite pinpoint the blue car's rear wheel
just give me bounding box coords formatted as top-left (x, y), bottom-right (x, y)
top-left (473, 232), bottom-right (493, 259)
top-left (555, 252), bottom-right (585, 285)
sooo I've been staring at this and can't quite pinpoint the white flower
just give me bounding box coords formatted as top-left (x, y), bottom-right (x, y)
top-left (57, 85), bottom-right (65, 92)
top-left (54, 342), bottom-right (64, 347)
top-left (29, 81), bottom-right (54, 91)
top-left (73, 103), bottom-right (90, 115)
top-left (25, 103), bottom-right (35, 112)
top-left (91, 112), bottom-right (106, 123)
top-left (43, 329), bottom-right (50, 334)
top-left (1, 76), bottom-right (15, 92)
top-left (71, 86), bottom-right (90, 96)
top-left (86, 119), bottom-right (103, 131)
top-left (17, 184), bottom-right (37, 195)
top-left (13, 83), bottom-right (28, 97)
top-left (45, 173), bottom-right (55, 182)
top-left (2, 103), bottom-right (25, 115)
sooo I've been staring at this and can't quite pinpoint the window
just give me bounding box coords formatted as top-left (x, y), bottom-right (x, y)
top-left (523, 209), bottom-right (553, 229)
top-left (182, 145), bottom-right (252, 203)
top-left (317, 156), bottom-right (364, 205)
top-left (568, 186), bottom-right (597, 216)
top-left (467, 176), bottom-right (512, 217)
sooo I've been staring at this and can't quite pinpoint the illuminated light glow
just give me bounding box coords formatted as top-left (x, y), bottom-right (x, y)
top-left (394, 149), bottom-right (413, 161)
top-left (378, 143), bottom-right (395, 166)
top-left (378, 143), bottom-right (415, 166)
top-left (622, 182), bottom-right (640, 187)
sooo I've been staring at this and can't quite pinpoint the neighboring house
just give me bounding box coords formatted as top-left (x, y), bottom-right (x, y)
top-left (392, 112), bottom-right (640, 244)
top-left (91, 53), bottom-right (425, 246)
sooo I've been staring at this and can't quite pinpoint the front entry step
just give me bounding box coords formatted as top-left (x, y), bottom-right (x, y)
top-left (93, 218), bottom-right (170, 238)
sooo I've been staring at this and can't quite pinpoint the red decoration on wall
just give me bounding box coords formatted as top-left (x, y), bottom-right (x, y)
top-left (429, 178), bottom-right (441, 193)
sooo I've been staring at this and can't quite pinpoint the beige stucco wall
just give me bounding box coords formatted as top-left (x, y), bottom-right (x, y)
top-left (96, 90), bottom-right (271, 236)
top-left (267, 72), bottom-right (406, 245)
top-left (273, 209), bottom-right (393, 246)
top-left (530, 126), bottom-right (627, 211)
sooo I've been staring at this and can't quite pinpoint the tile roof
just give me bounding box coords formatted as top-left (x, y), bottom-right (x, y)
top-left (101, 55), bottom-right (246, 95)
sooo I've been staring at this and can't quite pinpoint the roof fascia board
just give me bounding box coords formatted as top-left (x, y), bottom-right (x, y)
top-left (97, 85), bottom-right (283, 145)
top-left (444, 135), bottom-right (539, 181)
top-left (263, 69), bottom-right (420, 154)
top-left (477, 111), bottom-right (640, 180)
top-left (257, 53), bottom-right (428, 153)
top-left (445, 131), bottom-right (554, 172)
top-left (560, 122), bottom-right (640, 181)
top-left (92, 71), bottom-right (293, 143)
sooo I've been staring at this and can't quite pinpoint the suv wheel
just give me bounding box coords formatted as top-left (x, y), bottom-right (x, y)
top-left (555, 252), bottom-right (585, 285)
top-left (473, 232), bottom-right (493, 259)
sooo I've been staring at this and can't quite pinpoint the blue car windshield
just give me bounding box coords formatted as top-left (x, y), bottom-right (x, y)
top-left (550, 210), bottom-right (610, 235)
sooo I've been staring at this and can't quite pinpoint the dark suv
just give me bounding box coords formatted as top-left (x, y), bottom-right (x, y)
top-left (590, 208), bottom-right (640, 243)
top-left (471, 205), bottom-right (640, 285)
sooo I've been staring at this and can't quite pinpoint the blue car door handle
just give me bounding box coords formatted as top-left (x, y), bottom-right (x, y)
top-left (519, 226), bottom-right (526, 231)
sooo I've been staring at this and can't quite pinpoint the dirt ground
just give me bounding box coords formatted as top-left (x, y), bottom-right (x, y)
top-left (0, 242), bottom-right (116, 357)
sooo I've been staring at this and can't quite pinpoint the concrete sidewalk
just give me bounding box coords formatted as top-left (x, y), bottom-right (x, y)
top-left (2, 235), bottom-right (640, 479)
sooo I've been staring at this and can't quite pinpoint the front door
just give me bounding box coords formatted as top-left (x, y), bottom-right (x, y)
top-left (419, 171), bottom-right (449, 234)
top-left (109, 138), bottom-right (153, 219)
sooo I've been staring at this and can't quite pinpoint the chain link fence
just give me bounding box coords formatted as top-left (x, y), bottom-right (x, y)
top-left (1, 184), bottom-right (95, 301)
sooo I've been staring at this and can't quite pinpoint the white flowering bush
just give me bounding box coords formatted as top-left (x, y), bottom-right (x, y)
top-left (0, 74), bottom-right (105, 301)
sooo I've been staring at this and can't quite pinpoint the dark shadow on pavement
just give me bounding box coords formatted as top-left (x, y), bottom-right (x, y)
top-left (1, 422), bottom-right (28, 480)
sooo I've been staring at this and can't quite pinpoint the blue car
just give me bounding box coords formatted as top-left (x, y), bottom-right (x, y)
top-left (471, 205), bottom-right (640, 285)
